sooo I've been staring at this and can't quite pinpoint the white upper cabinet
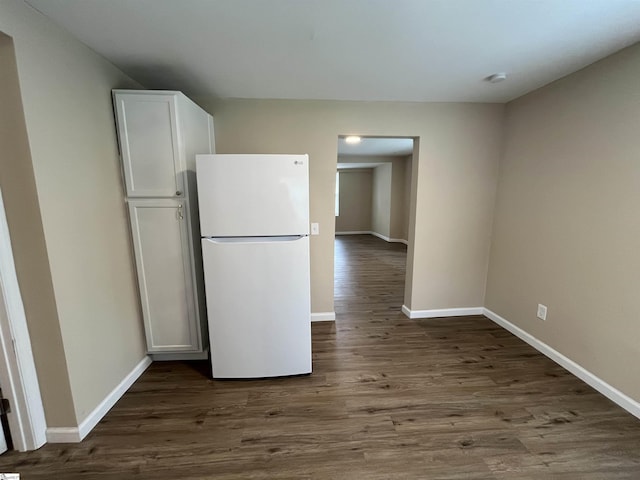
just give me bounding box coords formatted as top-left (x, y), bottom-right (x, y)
top-left (114, 93), bottom-right (184, 197)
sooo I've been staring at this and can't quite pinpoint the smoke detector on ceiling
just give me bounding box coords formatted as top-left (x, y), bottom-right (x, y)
top-left (485, 73), bottom-right (508, 83)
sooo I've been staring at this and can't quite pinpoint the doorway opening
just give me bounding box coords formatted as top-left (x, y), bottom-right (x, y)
top-left (333, 136), bottom-right (415, 322)
top-left (0, 31), bottom-right (48, 452)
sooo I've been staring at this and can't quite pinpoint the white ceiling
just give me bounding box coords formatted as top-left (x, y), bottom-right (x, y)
top-left (25, 0), bottom-right (640, 103)
top-left (338, 137), bottom-right (414, 157)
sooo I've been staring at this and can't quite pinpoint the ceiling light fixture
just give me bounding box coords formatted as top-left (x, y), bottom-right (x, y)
top-left (345, 136), bottom-right (361, 144)
top-left (485, 73), bottom-right (508, 83)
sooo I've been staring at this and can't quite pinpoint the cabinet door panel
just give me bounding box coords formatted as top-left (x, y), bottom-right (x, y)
top-left (115, 94), bottom-right (183, 197)
top-left (128, 200), bottom-right (199, 352)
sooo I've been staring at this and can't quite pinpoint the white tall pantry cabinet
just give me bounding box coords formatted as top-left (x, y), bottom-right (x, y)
top-left (113, 90), bottom-right (214, 359)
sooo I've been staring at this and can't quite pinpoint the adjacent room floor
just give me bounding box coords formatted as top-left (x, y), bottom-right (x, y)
top-left (1, 234), bottom-right (639, 478)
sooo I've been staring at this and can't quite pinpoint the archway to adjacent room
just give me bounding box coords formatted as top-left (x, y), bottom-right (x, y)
top-left (332, 136), bottom-right (417, 324)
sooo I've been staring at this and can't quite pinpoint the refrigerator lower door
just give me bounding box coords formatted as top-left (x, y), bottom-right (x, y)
top-left (202, 235), bottom-right (311, 378)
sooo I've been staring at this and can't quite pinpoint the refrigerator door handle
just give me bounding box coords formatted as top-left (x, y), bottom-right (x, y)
top-left (203, 235), bottom-right (307, 244)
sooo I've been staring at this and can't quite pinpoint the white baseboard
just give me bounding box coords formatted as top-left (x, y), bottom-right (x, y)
top-left (311, 312), bottom-right (336, 322)
top-left (369, 231), bottom-right (408, 245)
top-left (402, 305), bottom-right (484, 319)
top-left (483, 308), bottom-right (640, 420)
top-left (151, 350), bottom-right (208, 361)
top-left (46, 356), bottom-right (152, 443)
top-left (336, 231), bottom-right (408, 245)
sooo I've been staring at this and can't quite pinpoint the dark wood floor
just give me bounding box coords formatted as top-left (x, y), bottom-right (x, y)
top-left (2, 234), bottom-right (639, 478)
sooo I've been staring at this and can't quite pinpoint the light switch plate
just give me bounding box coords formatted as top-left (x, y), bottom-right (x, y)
top-left (537, 304), bottom-right (548, 321)
top-left (311, 223), bottom-right (319, 235)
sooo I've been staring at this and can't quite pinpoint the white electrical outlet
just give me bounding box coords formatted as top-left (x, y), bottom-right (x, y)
top-left (311, 223), bottom-right (319, 235)
top-left (537, 304), bottom-right (548, 321)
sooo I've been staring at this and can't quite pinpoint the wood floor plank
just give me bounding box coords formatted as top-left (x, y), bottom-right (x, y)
top-left (0, 234), bottom-right (638, 478)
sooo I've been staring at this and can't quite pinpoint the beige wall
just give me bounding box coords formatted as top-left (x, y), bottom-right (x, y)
top-left (389, 157), bottom-right (408, 241)
top-left (335, 169), bottom-right (373, 232)
top-left (0, 32), bottom-right (76, 427)
top-left (204, 99), bottom-right (503, 313)
top-left (0, 0), bottom-right (146, 425)
top-left (372, 164), bottom-right (392, 238)
top-left (486, 42), bottom-right (640, 402)
top-left (337, 154), bottom-right (409, 241)
top-left (401, 155), bottom-right (413, 240)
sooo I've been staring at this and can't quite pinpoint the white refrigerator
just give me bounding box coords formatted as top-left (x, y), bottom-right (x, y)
top-left (196, 154), bottom-right (312, 378)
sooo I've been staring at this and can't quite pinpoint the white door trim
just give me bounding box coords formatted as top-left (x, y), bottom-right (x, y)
top-left (0, 187), bottom-right (47, 451)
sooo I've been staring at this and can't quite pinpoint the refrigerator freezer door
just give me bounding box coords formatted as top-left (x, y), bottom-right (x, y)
top-left (196, 154), bottom-right (309, 237)
top-left (202, 236), bottom-right (311, 378)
